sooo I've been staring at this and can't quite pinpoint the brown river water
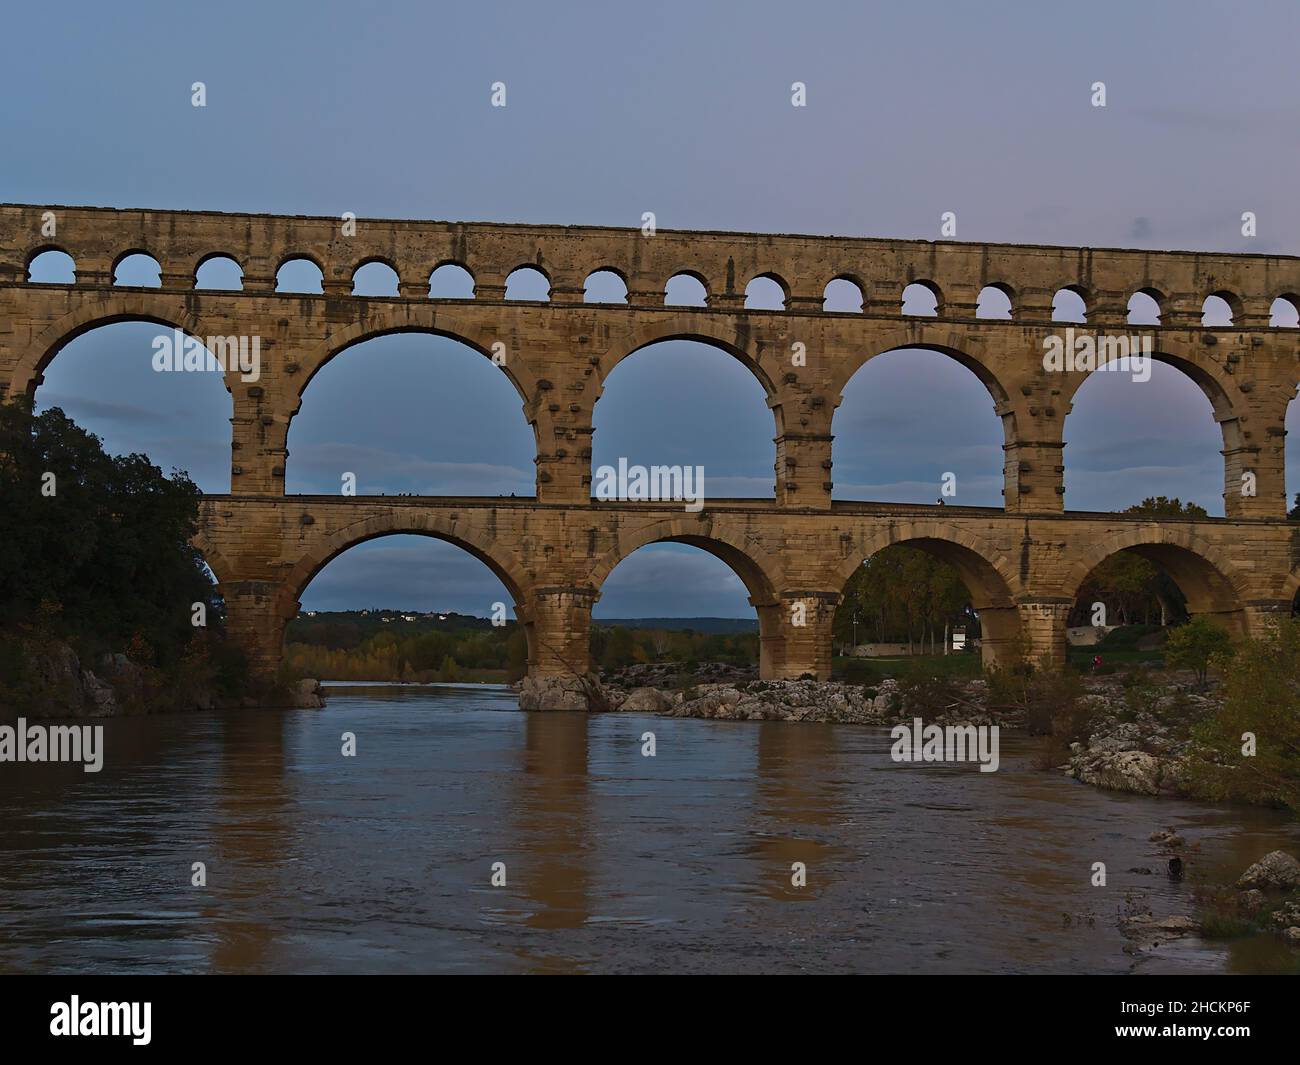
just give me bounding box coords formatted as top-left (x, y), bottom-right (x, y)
top-left (1, 683), bottom-right (1297, 974)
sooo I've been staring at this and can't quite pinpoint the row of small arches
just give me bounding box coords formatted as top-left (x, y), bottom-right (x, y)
top-left (24, 249), bottom-right (1300, 327)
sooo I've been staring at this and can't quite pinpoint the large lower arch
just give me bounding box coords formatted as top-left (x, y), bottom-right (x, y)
top-left (274, 514), bottom-right (534, 667)
top-left (1063, 527), bottom-right (1248, 639)
top-left (8, 296), bottom-right (224, 399)
top-left (27, 316), bottom-right (235, 493)
top-left (592, 334), bottom-right (777, 500)
top-left (831, 343), bottom-right (1010, 505)
top-left (602, 317), bottom-right (781, 398)
top-left (286, 323), bottom-right (538, 496)
top-left (1060, 344), bottom-right (1244, 515)
top-left (284, 514), bottom-right (531, 617)
top-left (292, 317), bottom-right (537, 406)
top-left (587, 519), bottom-right (784, 675)
top-left (826, 329), bottom-right (1013, 408)
top-left (831, 522), bottom-right (1024, 668)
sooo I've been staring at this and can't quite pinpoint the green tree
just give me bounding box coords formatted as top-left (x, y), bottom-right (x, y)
top-left (0, 397), bottom-right (219, 667)
top-left (1126, 497), bottom-right (1208, 520)
top-left (834, 545), bottom-right (972, 650)
top-left (1164, 615), bottom-right (1233, 687)
top-left (601, 626), bottom-right (636, 670)
top-left (1070, 498), bottom-right (1207, 626)
top-left (1185, 618), bottom-right (1300, 812)
top-left (437, 655), bottom-right (461, 682)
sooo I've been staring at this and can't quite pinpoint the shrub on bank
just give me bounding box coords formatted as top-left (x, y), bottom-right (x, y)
top-left (1183, 619), bottom-right (1300, 813)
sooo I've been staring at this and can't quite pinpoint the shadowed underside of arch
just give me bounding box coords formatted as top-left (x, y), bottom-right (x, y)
top-left (191, 531), bottom-right (235, 590)
top-left (1064, 529), bottom-right (1248, 635)
top-left (834, 523), bottom-right (1022, 667)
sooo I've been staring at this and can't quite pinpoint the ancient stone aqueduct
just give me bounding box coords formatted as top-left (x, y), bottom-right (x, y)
top-left (3, 203), bottom-right (1300, 698)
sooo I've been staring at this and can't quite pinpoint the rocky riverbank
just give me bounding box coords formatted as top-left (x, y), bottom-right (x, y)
top-left (1061, 676), bottom-right (1216, 798)
top-left (1119, 848), bottom-right (1300, 954)
top-left (0, 638), bottom-right (325, 717)
top-left (518, 664), bottom-right (1251, 804)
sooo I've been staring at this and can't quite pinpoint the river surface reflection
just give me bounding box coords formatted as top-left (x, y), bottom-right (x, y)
top-left (1, 684), bottom-right (1297, 974)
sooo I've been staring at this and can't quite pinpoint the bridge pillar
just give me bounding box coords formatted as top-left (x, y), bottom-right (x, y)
top-left (969, 603), bottom-right (1025, 669)
top-left (534, 413), bottom-right (593, 504)
top-left (1160, 293), bottom-right (1205, 328)
top-left (230, 388), bottom-right (288, 495)
top-left (1012, 288), bottom-right (1057, 322)
top-left (1243, 599), bottom-right (1293, 638)
top-left (1003, 438), bottom-right (1065, 512)
top-left (759, 593), bottom-right (838, 680)
top-left (523, 586), bottom-right (596, 679)
top-left (1015, 598), bottom-right (1072, 669)
top-left (220, 579), bottom-right (294, 685)
top-left (774, 432), bottom-right (833, 508)
top-left (1221, 399), bottom-right (1288, 519)
top-left (1223, 442), bottom-right (1287, 518)
top-left (998, 377), bottom-right (1066, 514)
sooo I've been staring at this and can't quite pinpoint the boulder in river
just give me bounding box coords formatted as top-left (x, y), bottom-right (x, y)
top-left (291, 678), bottom-right (326, 709)
top-left (1236, 850), bottom-right (1300, 890)
top-left (518, 673), bottom-right (610, 712)
top-left (616, 687), bottom-right (672, 713)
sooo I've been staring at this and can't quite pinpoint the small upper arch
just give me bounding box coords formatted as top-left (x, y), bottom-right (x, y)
top-left (428, 261), bottom-right (476, 299)
top-left (25, 246), bottom-right (76, 284)
top-left (505, 264), bottom-right (551, 301)
top-left (112, 249), bottom-right (162, 287)
top-left (664, 270), bottom-right (710, 307)
top-left (584, 267), bottom-right (629, 304)
top-left (901, 279), bottom-right (942, 316)
top-left (823, 275), bottom-right (865, 313)
top-left (1128, 287), bottom-right (1164, 325)
top-left (1202, 290), bottom-right (1241, 327)
top-left (1270, 293), bottom-right (1300, 327)
top-left (1053, 285), bottom-right (1090, 323)
top-left (351, 258), bottom-right (401, 297)
top-left (745, 272), bottom-right (789, 311)
top-left (275, 253), bottom-right (326, 293)
top-left (976, 283), bottom-right (1015, 320)
top-left (193, 253), bottom-right (244, 291)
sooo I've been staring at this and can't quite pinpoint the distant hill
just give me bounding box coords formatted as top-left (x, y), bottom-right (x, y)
top-left (593, 617), bottom-right (759, 634)
top-left (289, 609), bottom-right (499, 639)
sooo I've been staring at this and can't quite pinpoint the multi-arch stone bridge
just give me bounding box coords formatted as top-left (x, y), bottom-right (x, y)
top-left (3, 203), bottom-right (1300, 697)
